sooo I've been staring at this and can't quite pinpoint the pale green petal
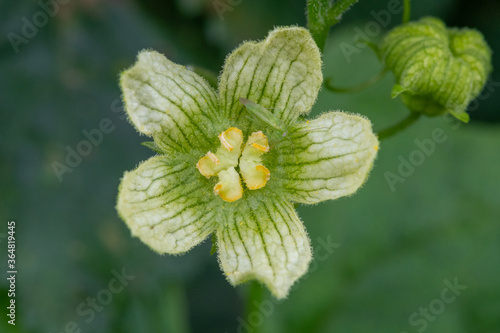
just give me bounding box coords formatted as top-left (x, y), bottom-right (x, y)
top-left (278, 112), bottom-right (379, 204)
top-left (219, 27), bottom-right (322, 125)
top-left (120, 50), bottom-right (219, 152)
top-left (217, 200), bottom-right (311, 299)
top-left (117, 156), bottom-right (217, 254)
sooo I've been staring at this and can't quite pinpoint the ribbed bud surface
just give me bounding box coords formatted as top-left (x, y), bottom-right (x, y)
top-left (380, 17), bottom-right (492, 122)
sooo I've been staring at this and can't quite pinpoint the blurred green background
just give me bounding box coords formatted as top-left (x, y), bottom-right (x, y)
top-left (1, 0), bottom-right (499, 332)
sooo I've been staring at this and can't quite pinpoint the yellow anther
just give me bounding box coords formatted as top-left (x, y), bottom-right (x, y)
top-left (196, 151), bottom-right (220, 178)
top-left (246, 131), bottom-right (269, 152)
top-left (244, 165), bottom-right (270, 190)
top-left (251, 142), bottom-right (269, 152)
top-left (214, 184), bottom-right (223, 193)
top-left (219, 132), bottom-right (233, 151)
top-left (197, 127), bottom-right (270, 202)
top-left (240, 131), bottom-right (271, 191)
top-left (218, 127), bottom-right (243, 152)
top-left (197, 127), bottom-right (243, 179)
top-left (256, 165), bottom-right (270, 179)
top-left (207, 152), bottom-right (219, 164)
top-left (213, 167), bottom-right (243, 202)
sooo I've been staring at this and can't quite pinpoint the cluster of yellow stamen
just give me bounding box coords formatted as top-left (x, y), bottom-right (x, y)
top-left (196, 127), bottom-right (270, 202)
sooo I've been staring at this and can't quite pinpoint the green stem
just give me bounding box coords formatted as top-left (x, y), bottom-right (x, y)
top-left (377, 112), bottom-right (421, 140)
top-left (325, 69), bottom-right (387, 93)
top-left (243, 281), bottom-right (264, 332)
top-left (355, 38), bottom-right (380, 56)
top-left (164, 282), bottom-right (190, 333)
top-left (402, 0), bottom-right (411, 23)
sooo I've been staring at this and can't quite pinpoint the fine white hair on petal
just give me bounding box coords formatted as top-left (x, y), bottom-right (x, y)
top-left (120, 50), bottom-right (219, 152)
top-left (117, 156), bottom-right (217, 254)
top-left (217, 199), bottom-right (311, 299)
top-left (278, 111), bottom-right (379, 204)
top-left (219, 26), bottom-right (323, 126)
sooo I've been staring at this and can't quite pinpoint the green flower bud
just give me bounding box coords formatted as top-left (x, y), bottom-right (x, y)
top-left (379, 17), bottom-right (492, 122)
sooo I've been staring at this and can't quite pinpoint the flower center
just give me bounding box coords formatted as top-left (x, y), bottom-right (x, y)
top-left (196, 127), bottom-right (270, 202)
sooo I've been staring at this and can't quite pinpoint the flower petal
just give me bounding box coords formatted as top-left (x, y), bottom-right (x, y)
top-left (117, 156), bottom-right (217, 254)
top-left (217, 199), bottom-right (311, 299)
top-left (278, 112), bottom-right (379, 204)
top-left (219, 27), bottom-right (322, 125)
top-left (120, 50), bottom-right (219, 152)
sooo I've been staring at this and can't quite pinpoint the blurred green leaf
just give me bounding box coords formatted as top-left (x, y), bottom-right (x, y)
top-left (307, 0), bottom-right (360, 51)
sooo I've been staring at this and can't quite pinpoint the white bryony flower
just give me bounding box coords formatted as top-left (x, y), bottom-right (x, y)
top-left (117, 26), bottom-right (378, 298)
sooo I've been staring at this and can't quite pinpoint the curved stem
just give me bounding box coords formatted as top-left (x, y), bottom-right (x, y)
top-left (355, 38), bottom-right (380, 56)
top-left (377, 112), bottom-right (421, 140)
top-left (325, 69), bottom-right (387, 94)
top-left (402, 0), bottom-right (411, 23)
